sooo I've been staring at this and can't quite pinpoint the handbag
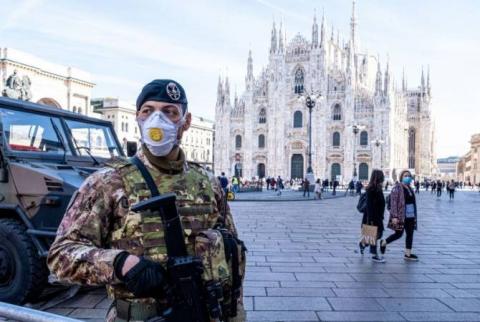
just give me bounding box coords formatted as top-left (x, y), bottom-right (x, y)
top-left (360, 224), bottom-right (378, 246)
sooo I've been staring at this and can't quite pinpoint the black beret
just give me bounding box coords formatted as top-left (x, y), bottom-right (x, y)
top-left (136, 79), bottom-right (188, 113)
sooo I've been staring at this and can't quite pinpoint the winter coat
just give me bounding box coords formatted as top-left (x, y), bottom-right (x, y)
top-left (363, 188), bottom-right (385, 231)
top-left (387, 182), bottom-right (417, 231)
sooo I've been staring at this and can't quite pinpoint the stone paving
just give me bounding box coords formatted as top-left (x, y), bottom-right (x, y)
top-left (9, 190), bottom-right (480, 321)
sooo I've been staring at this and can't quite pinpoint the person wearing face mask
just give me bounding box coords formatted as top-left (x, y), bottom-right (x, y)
top-left (48, 79), bottom-right (246, 322)
top-left (379, 170), bottom-right (419, 261)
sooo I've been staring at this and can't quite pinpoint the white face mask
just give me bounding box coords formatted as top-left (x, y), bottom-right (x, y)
top-left (138, 110), bottom-right (185, 156)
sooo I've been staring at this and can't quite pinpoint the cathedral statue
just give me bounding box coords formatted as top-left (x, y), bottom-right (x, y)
top-left (2, 70), bottom-right (32, 101)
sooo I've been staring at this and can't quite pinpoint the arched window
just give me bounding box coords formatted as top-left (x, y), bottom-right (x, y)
top-left (294, 68), bottom-right (304, 94)
top-left (360, 131), bottom-right (368, 146)
top-left (258, 134), bottom-right (265, 148)
top-left (73, 106), bottom-right (77, 113)
top-left (293, 111), bottom-right (303, 128)
top-left (332, 132), bottom-right (340, 147)
top-left (332, 104), bottom-right (342, 120)
top-left (259, 108), bottom-right (266, 123)
top-left (235, 135), bottom-right (242, 149)
top-left (121, 122), bottom-right (124, 132)
top-left (125, 122), bottom-right (129, 133)
top-left (78, 107), bottom-right (82, 114)
top-left (359, 163), bottom-right (369, 180)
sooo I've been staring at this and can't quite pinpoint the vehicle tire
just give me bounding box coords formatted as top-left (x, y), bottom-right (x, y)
top-left (0, 218), bottom-right (48, 304)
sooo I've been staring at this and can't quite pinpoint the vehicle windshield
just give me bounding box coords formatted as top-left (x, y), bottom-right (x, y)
top-left (0, 108), bottom-right (69, 155)
top-left (64, 119), bottom-right (121, 158)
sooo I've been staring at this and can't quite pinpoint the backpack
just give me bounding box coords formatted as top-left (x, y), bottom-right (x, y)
top-left (356, 192), bottom-right (367, 213)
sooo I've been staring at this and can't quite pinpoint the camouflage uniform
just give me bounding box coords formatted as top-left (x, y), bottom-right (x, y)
top-left (47, 147), bottom-right (246, 321)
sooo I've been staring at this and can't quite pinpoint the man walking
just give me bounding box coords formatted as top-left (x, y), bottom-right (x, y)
top-left (220, 172), bottom-right (229, 194)
top-left (303, 178), bottom-right (310, 197)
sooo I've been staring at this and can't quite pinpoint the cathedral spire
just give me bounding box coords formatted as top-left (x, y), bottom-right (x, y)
top-left (278, 21), bottom-right (284, 52)
top-left (312, 9), bottom-right (318, 48)
top-left (421, 66), bottom-right (425, 91)
top-left (427, 66), bottom-right (431, 96)
top-left (375, 56), bottom-right (382, 96)
top-left (384, 56), bottom-right (390, 96)
top-left (245, 50), bottom-right (254, 90)
top-left (270, 20), bottom-right (277, 54)
top-left (320, 10), bottom-right (325, 48)
top-left (350, 0), bottom-right (357, 52)
top-left (224, 75), bottom-right (231, 106)
top-left (216, 75), bottom-right (224, 106)
top-left (402, 67), bottom-right (407, 92)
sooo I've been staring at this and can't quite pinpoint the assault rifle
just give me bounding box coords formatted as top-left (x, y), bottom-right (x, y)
top-left (131, 193), bottom-right (223, 322)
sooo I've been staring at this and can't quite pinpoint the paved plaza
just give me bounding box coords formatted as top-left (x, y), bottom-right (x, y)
top-left (10, 190), bottom-right (480, 321)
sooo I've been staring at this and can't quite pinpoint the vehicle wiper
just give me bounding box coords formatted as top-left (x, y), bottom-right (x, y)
top-left (50, 119), bottom-right (67, 164)
top-left (70, 135), bottom-right (100, 166)
top-left (77, 146), bottom-right (100, 166)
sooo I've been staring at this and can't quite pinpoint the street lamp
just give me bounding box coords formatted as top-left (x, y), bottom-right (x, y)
top-left (352, 124), bottom-right (365, 179)
top-left (372, 138), bottom-right (385, 169)
top-left (298, 91), bottom-right (321, 183)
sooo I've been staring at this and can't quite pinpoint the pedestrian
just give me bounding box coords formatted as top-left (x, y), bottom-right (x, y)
top-left (220, 172), bottom-right (229, 195)
top-left (232, 175), bottom-right (240, 193)
top-left (436, 180), bottom-right (442, 197)
top-left (348, 180), bottom-right (355, 196)
top-left (314, 179), bottom-right (322, 200)
top-left (385, 181), bottom-right (389, 191)
top-left (332, 180), bottom-right (338, 195)
top-left (266, 177), bottom-right (271, 190)
top-left (380, 169), bottom-right (418, 261)
top-left (414, 180), bottom-right (420, 194)
top-left (303, 178), bottom-right (310, 197)
top-left (355, 180), bottom-right (363, 195)
top-left (276, 175), bottom-right (283, 196)
top-left (448, 179), bottom-right (456, 200)
top-left (360, 169), bottom-right (386, 262)
top-left (431, 181), bottom-right (436, 194)
top-left (47, 79), bottom-right (246, 321)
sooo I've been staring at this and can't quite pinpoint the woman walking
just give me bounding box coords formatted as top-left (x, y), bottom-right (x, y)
top-left (448, 180), bottom-right (456, 200)
top-left (380, 170), bottom-right (418, 261)
top-left (359, 169), bottom-right (386, 262)
top-left (314, 179), bottom-right (322, 199)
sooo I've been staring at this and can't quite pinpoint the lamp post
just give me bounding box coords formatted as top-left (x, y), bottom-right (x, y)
top-left (372, 138), bottom-right (385, 169)
top-left (352, 124), bottom-right (365, 179)
top-left (352, 125), bottom-right (359, 179)
top-left (298, 91), bottom-right (321, 184)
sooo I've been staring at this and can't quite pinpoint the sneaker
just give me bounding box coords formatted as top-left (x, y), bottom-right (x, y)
top-left (358, 242), bottom-right (366, 255)
top-left (380, 240), bottom-right (387, 254)
top-left (404, 254), bottom-right (419, 261)
top-left (372, 255), bottom-right (385, 263)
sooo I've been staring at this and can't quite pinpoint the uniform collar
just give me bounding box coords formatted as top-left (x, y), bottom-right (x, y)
top-left (139, 144), bottom-right (186, 174)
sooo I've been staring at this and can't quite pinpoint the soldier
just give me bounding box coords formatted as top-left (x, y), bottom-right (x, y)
top-left (48, 79), bottom-right (246, 322)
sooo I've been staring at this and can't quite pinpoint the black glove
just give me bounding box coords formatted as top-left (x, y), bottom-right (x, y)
top-left (114, 253), bottom-right (169, 298)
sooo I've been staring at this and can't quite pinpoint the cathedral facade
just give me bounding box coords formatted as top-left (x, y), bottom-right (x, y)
top-left (214, 3), bottom-right (436, 183)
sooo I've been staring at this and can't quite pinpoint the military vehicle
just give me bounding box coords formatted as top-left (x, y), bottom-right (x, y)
top-left (0, 97), bottom-right (127, 304)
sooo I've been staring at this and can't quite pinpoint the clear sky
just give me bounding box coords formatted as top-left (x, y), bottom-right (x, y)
top-left (1, 0), bottom-right (479, 158)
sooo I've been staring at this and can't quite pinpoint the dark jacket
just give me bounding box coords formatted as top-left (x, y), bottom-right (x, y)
top-left (363, 187), bottom-right (385, 229)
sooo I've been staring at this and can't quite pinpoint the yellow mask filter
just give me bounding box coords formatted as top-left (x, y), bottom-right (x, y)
top-left (148, 128), bottom-right (164, 142)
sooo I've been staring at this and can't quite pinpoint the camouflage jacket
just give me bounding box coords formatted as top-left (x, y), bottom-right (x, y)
top-left (47, 148), bottom-right (239, 297)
